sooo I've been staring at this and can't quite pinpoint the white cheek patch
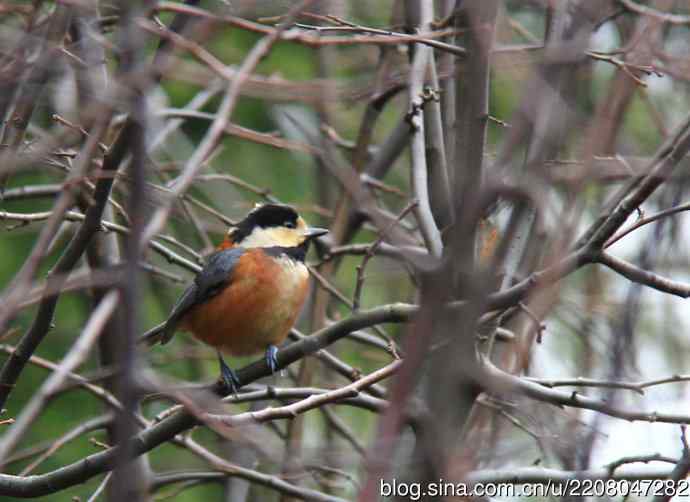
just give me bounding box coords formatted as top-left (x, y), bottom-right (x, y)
top-left (239, 228), bottom-right (277, 248)
top-left (240, 227), bottom-right (302, 248)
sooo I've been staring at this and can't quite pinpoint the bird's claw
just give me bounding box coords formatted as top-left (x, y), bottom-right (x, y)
top-left (218, 353), bottom-right (241, 396)
top-left (265, 345), bottom-right (279, 374)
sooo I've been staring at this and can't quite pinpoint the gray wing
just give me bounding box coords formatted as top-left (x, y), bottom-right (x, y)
top-left (159, 247), bottom-right (245, 344)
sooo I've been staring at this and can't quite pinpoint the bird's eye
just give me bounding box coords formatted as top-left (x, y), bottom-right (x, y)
top-left (285, 221), bottom-right (296, 229)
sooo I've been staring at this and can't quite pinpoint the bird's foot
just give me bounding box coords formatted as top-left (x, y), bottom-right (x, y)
top-left (218, 353), bottom-right (241, 396)
top-left (265, 345), bottom-right (279, 374)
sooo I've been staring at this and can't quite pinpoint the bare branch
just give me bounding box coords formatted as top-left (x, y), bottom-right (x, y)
top-left (408, 17), bottom-right (443, 258)
top-left (598, 252), bottom-right (690, 298)
top-left (482, 358), bottom-right (690, 424)
top-left (0, 292), bottom-right (118, 465)
top-left (652, 427), bottom-right (690, 502)
top-left (209, 360), bottom-right (400, 427)
top-left (618, 0), bottom-right (690, 25)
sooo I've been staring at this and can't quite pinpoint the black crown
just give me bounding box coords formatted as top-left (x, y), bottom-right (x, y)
top-left (232, 204), bottom-right (298, 243)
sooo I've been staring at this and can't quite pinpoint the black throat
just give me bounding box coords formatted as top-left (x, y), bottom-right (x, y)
top-left (262, 242), bottom-right (308, 262)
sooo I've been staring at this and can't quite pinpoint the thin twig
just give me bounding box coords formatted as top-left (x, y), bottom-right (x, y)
top-left (606, 201), bottom-right (690, 248)
top-left (140, 1), bottom-right (315, 250)
top-left (352, 200), bottom-right (418, 311)
top-left (598, 252), bottom-right (690, 298)
top-left (618, 0), bottom-right (690, 25)
top-left (154, 2), bottom-right (466, 57)
top-left (0, 291), bottom-right (120, 463)
top-left (208, 360), bottom-right (401, 426)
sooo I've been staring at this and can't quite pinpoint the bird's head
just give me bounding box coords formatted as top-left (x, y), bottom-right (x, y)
top-left (227, 204), bottom-right (328, 249)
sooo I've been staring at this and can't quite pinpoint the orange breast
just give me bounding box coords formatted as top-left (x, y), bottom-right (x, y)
top-left (179, 250), bottom-right (309, 356)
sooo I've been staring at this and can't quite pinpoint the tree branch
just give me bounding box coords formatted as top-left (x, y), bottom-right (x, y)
top-left (598, 252), bottom-right (690, 298)
top-left (0, 304), bottom-right (412, 497)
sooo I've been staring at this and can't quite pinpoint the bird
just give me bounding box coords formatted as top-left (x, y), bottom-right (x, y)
top-left (141, 203), bottom-right (328, 393)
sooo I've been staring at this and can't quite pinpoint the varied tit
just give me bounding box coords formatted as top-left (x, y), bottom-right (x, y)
top-left (142, 203), bottom-right (328, 393)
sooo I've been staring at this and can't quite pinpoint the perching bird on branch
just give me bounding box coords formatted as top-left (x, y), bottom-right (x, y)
top-left (141, 203), bottom-right (328, 393)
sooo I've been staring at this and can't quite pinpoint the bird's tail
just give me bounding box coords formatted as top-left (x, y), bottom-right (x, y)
top-left (139, 322), bottom-right (167, 347)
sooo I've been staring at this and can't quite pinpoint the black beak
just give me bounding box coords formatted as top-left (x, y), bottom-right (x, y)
top-left (304, 227), bottom-right (328, 239)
